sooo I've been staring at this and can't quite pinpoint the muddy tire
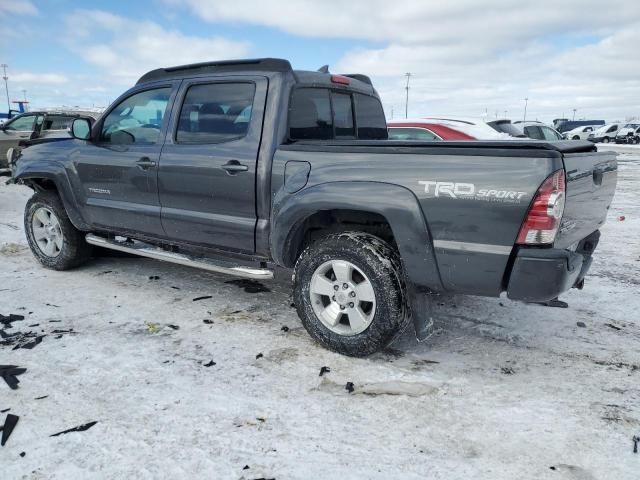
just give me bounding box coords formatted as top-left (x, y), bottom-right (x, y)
top-left (25, 191), bottom-right (91, 270)
top-left (293, 231), bottom-right (409, 357)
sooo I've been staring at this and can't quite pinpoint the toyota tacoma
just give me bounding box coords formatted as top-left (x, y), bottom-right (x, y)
top-left (9, 58), bottom-right (618, 356)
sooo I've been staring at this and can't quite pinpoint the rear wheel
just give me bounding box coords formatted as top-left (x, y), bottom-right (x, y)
top-left (602, 137), bottom-right (610, 143)
top-left (25, 191), bottom-right (91, 270)
top-left (293, 231), bottom-right (409, 357)
top-left (572, 136), bottom-right (580, 140)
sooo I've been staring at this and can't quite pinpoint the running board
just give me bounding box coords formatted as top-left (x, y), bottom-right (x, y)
top-left (85, 234), bottom-right (274, 280)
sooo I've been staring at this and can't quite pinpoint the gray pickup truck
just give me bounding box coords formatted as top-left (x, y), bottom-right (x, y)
top-left (10, 58), bottom-right (617, 356)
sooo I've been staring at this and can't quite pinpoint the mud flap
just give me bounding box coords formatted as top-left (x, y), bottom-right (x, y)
top-left (411, 291), bottom-right (436, 342)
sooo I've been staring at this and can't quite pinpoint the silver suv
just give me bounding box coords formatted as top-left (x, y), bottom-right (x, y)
top-left (1, 111), bottom-right (99, 170)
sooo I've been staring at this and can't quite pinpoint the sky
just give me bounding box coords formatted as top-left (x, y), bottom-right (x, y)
top-left (1, 0), bottom-right (639, 123)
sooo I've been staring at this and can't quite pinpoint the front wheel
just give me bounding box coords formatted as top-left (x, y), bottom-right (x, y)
top-left (293, 231), bottom-right (409, 357)
top-left (25, 191), bottom-right (92, 270)
top-left (602, 137), bottom-right (610, 143)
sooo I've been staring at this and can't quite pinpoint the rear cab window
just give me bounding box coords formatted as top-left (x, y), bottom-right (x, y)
top-left (288, 87), bottom-right (387, 141)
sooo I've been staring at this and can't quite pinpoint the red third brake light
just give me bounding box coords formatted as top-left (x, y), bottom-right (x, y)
top-left (516, 169), bottom-right (566, 245)
top-left (330, 75), bottom-right (351, 85)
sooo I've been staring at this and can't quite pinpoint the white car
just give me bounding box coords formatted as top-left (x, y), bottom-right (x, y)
top-left (513, 121), bottom-right (564, 141)
top-left (564, 125), bottom-right (597, 140)
top-left (588, 123), bottom-right (622, 143)
top-left (615, 123), bottom-right (640, 143)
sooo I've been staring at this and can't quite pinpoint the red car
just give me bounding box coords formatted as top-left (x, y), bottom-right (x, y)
top-left (387, 121), bottom-right (475, 141)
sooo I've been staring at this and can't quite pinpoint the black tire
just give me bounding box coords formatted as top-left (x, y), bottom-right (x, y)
top-left (602, 137), bottom-right (610, 143)
top-left (24, 190), bottom-right (92, 270)
top-left (572, 136), bottom-right (580, 140)
top-left (293, 231), bottom-right (409, 357)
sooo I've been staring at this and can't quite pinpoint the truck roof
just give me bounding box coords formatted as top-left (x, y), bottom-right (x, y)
top-left (137, 57), bottom-right (377, 96)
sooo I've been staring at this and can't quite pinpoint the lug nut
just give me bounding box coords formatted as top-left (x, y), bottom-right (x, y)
top-left (332, 296), bottom-right (336, 301)
top-left (349, 302), bottom-right (354, 308)
top-left (342, 283), bottom-right (348, 289)
top-left (333, 285), bottom-right (339, 291)
top-left (350, 291), bottom-right (356, 297)
top-left (340, 305), bottom-right (345, 310)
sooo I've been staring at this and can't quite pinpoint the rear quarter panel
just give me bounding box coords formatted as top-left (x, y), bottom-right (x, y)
top-left (273, 144), bottom-right (562, 295)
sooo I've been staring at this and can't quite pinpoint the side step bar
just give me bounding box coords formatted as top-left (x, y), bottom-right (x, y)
top-left (85, 234), bottom-right (274, 280)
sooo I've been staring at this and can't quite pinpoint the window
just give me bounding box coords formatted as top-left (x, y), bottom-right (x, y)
top-left (541, 127), bottom-right (561, 141)
top-left (176, 83), bottom-right (255, 144)
top-left (354, 93), bottom-right (387, 140)
top-left (101, 88), bottom-right (172, 145)
top-left (523, 126), bottom-right (543, 140)
top-left (388, 127), bottom-right (441, 141)
top-left (289, 88), bottom-right (333, 140)
top-left (607, 125), bottom-right (618, 133)
top-left (332, 92), bottom-right (354, 137)
top-left (4, 114), bottom-right (35, 131)
top-left (44, 115), bottom-right (75, 130)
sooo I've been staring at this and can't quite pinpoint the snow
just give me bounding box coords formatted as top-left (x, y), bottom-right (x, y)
top-left (1, 152), bottom-right (639, 479)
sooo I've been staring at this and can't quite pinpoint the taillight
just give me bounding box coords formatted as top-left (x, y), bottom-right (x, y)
top-left (330, 75), bottom-right (350, 85)
top-left (516, 169), bottom-right (565, 245)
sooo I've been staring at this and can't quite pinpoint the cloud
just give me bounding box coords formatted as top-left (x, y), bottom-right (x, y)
top-left (170, 0), bottom-right (640, 121)
top-left (0, 0), bottom-right (37, 16)
top-left (11, 72), bottom-right (68, 85)
top-left (64, 10), bottom-right (251, 86)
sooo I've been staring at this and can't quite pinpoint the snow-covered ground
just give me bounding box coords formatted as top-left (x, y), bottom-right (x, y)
top-left (1, 152), bottom-right (639, 480)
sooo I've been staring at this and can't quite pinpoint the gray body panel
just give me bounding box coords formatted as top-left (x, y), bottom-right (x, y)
top-left (12, 64), bottom-right (618, 299)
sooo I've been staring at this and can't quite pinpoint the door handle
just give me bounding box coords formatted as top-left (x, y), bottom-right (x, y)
top-left (222, 160), bottom-right (248, 175)
top-left (136, 157), bottom-right (157, 170)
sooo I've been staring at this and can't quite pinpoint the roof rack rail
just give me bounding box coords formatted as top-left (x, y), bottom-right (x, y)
top-left (342, 74), bottom-right (372, 85)
top-left (137, 58), bottom-right (293, 84)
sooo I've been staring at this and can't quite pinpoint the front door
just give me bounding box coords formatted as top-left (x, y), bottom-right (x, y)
top-left (158, 77), bottom-right (267, 252)
top-left (74, 84), bottom-right (178, 236)
top-left (0, 113), bottom-right (40, 158)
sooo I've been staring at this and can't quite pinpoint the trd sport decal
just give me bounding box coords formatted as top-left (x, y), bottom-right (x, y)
top-left (418, 181), bottom-right (528, 202)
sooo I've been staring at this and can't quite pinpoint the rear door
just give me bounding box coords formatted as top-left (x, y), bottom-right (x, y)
top-left (158, 76), bottom-right (267, 252)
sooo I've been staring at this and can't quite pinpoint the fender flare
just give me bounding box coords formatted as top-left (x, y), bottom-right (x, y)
top-left (271, 181), bottom-right (443, 292)
top-left (15, 170), bottom-right (90, 231)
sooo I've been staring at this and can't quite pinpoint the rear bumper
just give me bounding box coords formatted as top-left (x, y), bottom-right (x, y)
top-left (506, 231), bottom-right (599, 302)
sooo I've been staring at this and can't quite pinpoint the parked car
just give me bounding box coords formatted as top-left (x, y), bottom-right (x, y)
top-left (514, 121), bottom-right (564, 141)
top-left (1, 110), bottom-right (99, 170)
top-left (387, 120), bottom-right (475, 140)
top-left (631, 126), bottom-right (640, 144)
top-left (486, 119), bottom-right (527, 137)
top-left (615, 123), bottom-right (640, 143)
top-left (555, 119), bottom-right (605, 133)
top-left (417, 117), bottom-right (514, 139)
top-left (10, 58), bottom-right (618, 357)
top-left (563, 125), bottom-right (598, 140)
top-left (588, 123), bottom-right (622, 143)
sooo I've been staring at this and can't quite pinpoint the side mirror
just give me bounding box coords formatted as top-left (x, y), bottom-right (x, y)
top-left (71, 118), bottom-right (92, 140)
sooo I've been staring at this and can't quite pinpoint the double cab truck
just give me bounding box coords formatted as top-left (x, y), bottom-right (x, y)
top-left (10, 58), bottom-right (618, 356)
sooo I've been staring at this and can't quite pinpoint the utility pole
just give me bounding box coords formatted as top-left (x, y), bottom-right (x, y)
top-left (1, 64), bottom-right (9, 115)
top-left (404, 72), bottom-right (411, 119)
top-left (572, 108), bottom-right (577, 121)
top-left (504, 110), bottom-right (507, 118)
top-left (523, 97), bottom-right (528, 123)
top-left (390, 105), bottom-right (394, 120)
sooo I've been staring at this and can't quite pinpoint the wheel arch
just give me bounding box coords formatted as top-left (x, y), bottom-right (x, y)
top-left (17, 172), bottom-right (90, 231)
top-left (271, 181), bottom-right (444, 292)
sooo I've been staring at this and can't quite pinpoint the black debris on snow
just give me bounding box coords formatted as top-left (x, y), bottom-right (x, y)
top-left (203, 360), bottom-right (216, 367)
top-left (0, 314), bottom-right (24, 328)
top-left (345, 382), bottom-right (355, 393)
top-left (256, 353), bottom-right (263, 359)
top-left (1, 413), bottom-right (19, 446)
top-left (319, 366), bottom-right (331, 377)
top-left (0, 365), bottom-right (27, 390)
top-left (50, 421), bottom-right (98, 437)
top-left (192, 296), bottom-right (213, 302)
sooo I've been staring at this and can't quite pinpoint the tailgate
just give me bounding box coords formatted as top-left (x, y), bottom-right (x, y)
top-left (555, 150), bottom-right (617, 249)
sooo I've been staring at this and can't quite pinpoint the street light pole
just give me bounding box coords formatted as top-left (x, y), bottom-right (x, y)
top-left (1, 64), bottom-right (9, 115)
top-left (523, 97), bottom-right (529, 123)
top-left (572, 109), bottom-right (577, 121)
top-left (404, 72), bottom-right (411, 119)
